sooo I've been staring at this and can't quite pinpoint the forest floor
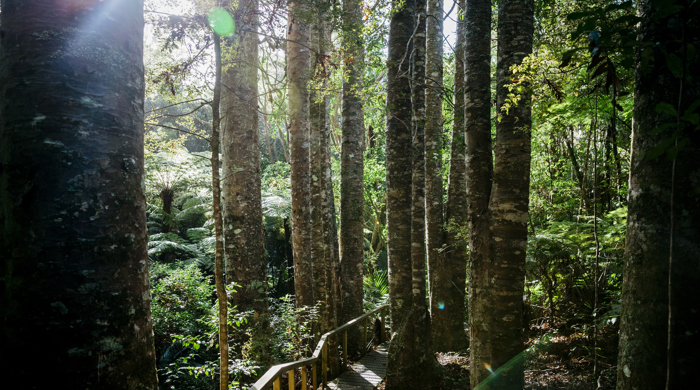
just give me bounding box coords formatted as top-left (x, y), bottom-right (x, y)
top-left (375, 318), bottom-right (619, 390)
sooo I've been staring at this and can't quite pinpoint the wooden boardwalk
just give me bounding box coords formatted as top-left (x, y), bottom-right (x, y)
top-left (327, 343), bottom-right (388, 390)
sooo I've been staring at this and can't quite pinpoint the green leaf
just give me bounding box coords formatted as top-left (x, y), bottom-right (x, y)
top-left (665, 53), bottom-right (683, 78)
top-left (567, 10), bottom-right (597, 21)
top-left (656, 102), bottom-right (678, 117)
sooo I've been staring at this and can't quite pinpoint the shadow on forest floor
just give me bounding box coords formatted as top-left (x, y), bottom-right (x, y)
top-left (375, 319), bottom-right (619, 390)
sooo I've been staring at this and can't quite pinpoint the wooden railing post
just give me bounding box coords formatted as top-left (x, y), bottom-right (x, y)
top-left (301, 366), bottom-right (307, 390)
top-left (274, 377), bottom-right (281, 390)
top-left (362, 317), bottom-right (368, 356)
top-left (288, 369), bottom-right (295, 390)
top-left (313, 362), bottom-right (317, 390)
top-left (322, 342), bottom-right (328, 387)
top-left (343, 329), bottom-right (348, 369)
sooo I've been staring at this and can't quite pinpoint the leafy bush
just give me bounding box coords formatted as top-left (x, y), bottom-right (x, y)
top-left (150, 262), bottom-right (215, 354)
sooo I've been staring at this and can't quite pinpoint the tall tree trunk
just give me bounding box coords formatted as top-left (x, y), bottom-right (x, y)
top-left (464, 0), bottom-right (495, 384)
top-left (475, 0), bottom-right (535, 387)
top-left (0, 1), bottom-right (158, 387)
top-left (436, 0), bottom-right (468, 352)
top-left (340, 0), bottom-right (366, 355)
top-left (386, 2), bottom-right (441, 388)
top-left (617, 2), bottom-right (700, 389)
top-left (288, 0), bottom-right (314, 309)
top-left (385, 0), bottom-right (415, 334)
top-left (411, 0), bottom-right (427, 314)
top-left (221, 0), bottom-right (266, 313)
top-left (211, 33), bottom-right (229, 390)
top-left (425, 0), bottom-right (445, 319)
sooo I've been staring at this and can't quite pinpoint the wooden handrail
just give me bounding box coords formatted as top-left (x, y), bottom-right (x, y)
top-left (250, 304), bottom-right (389, 390)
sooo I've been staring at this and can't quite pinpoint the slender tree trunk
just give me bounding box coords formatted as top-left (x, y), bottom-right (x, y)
top-left (617, 2), bottom-right (700, 389)
top-left (340, 0), bottom-right (366, 355)
top-left (425, 0), bottom-right (445, 330)
top-left (0, 1), bottom-right (158, 387)
top-left (385, 0), bottom-right (415, 334)
top-left (211, 33), bottom-right (229, 390)
top-left (288, 0), bottom-right (314, 309)
top-left (464, 0), bottom-right (494, 384)
top-left (221, 0), bottom-right (266, 314)
top-left (411, 0), bottom-right (427, 314)
top-left (436, 0), bottom-right (468, 352)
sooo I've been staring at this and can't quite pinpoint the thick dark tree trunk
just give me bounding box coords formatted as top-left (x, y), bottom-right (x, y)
top-left (221, 0), bottom-right (266, 313)
top-left (385, 0), bottom-right (415, 334)
top-left (467, 0), bottom-right (534, 387)
top-left (436, 0), bottom-right (468, 352)
top-left (464, 0), bottom-right (495, 384)
top-left (617, 2), bottom-right (700, 389)
top-left (386, 1), bottom-right (441, 388)
top-left (483, 0), bottom-right (534, 386)
top-left (288, 0), bottom-right (314, 308)
top-left (340, 0), bottom-right (365, 355)
top-left (0, 1), bottom-right (158, 388)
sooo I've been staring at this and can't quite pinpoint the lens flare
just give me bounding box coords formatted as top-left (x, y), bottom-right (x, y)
top-left (437, 301), bottom-right (445, 310)
top-left (208, 7), bottom-right (235, 37)
top-left (484, 363), bottom-right (494, 374)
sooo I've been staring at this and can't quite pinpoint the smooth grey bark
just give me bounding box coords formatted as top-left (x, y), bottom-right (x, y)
top-left (0, 1), bottom-right (158, 388)
top-left (617, 2), bottom-right (700, 389)
top-left (288, 0), bottom-right (314, 308)
top-left (221, 0), bottom-right (266, 312)
top-left (435, 0), bottom-right (468, 352)
top-left (385, 0), bottom-right (415, 334)
top-left (340, 0), bottom-right (365, 355)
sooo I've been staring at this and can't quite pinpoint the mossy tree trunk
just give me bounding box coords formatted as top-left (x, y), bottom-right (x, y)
top-left (0, 1), bottom-right (158, 388)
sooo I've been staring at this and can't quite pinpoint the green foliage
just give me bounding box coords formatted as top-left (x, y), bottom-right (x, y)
top-left (150, 262), bottom-right (215, 353)
top-left (268, 296), bottom-right (320, 360)
top-left (363, 269), bottom-right (389, 311)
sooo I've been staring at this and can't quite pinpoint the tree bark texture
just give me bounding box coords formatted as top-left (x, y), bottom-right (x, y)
top-left (221, 0), bottom-right (266, 312)
top-left (0, 1), bottom-right (158, 388)
top-left (411, 0), bottom-right (427, 313)
top-left (211, 33), bottom-right (230, 390)
top-left (470, 0), bottom-right (535, 387)
top-left (425, 0), bottom-right (446, 328)
top-left (435, 0), bottom-right (468, 352)
top-left (464, 0), bottom-right (494, 384)
top-left (386, 0), bottom-right (415, 334)
top-left (310, 6), bottom-right (337, 338)
top-left (288, 0), bottom-right (314, 308)
top-left (340, 0), bottom-right (365, 354)
top-left (617, 2), bottom-right (700, 389)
